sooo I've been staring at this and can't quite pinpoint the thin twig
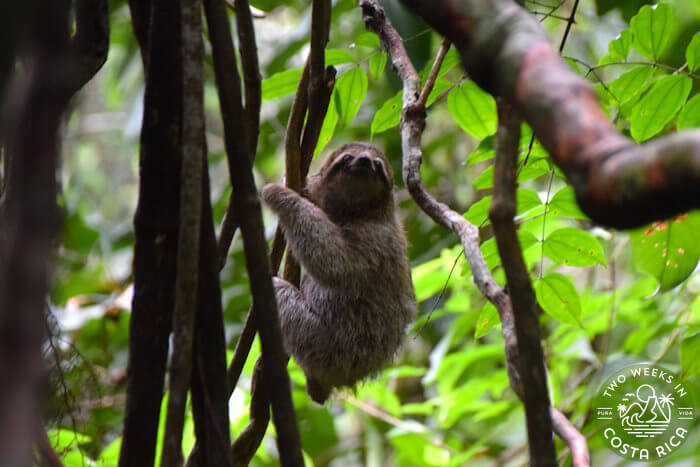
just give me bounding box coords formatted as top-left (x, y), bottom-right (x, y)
top-left (339, 393), bottom-right (456, 453)
top-left (417, 38), bottom-right (450, 107)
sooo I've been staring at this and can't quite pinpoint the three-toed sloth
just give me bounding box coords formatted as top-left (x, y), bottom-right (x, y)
top-left (262, 142), bottom-right (417, 403)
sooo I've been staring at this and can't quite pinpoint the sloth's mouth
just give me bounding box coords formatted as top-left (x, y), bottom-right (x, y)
top-left (348, 163), bottom-right (374, 175)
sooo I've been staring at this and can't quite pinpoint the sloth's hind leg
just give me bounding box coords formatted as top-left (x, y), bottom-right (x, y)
top-left (272, 277), bottom-right (331, 403)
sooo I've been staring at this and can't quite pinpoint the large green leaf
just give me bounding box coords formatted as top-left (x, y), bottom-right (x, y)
top-left (544, 228), bottom-right (606, 267)
top-left (261, 68), bottom-right (302, 100)
top-left (608, 29), bottom-right (633, 61)
top-left (425, 78), bottom-right (453, 107)
top-left (535, 273), bottom-right (582, 326)
top-left (369, 52), bottom-right (387, 79)
top-left (464, 196), bottom-right (492, 226)
top-left (474, 302), bottom-right (499, 339)
top-left (480, 230), bottom-right (538, 269)
top-left (371, 92), bottom-right (402, 135)
top-left (686, 32), bottom-right (700, 72)
top-left (608, 66), bottom-right (654, 105)
top-left (681, 331), bottom-right (700, 377)
top-left (463, 189), bottom-right (541, 227)
top-left (468, 136), bottom-right (494, 164)
top-left (548, 186), bottom-right (588, 220)
top-left (678, 93), bottom-right (700, 130)
top-left (325, 49), bottom-right (356, 66)
top-left (472, 160), bottom-right (548, 190)
top-left (334, 67), bottom-right (368, 127)
top-left (447, 81), bottom-right (497, 140)
top-left (516, 188), bottom-right (542, 216)
top-left (630, 212), bottom-right (700, 292)
top-left (630, 74), bottom-right (691, 142)
top-left (62, 213), bottom-right (99, 254)
top-left (314, 99), bottom-right (338, 156)
top-left (353, 31), bottom-right (380, 49)
top-left (630, 4), bottom-right (674, 60)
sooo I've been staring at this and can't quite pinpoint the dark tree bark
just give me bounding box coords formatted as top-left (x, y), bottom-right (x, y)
top-left (0, 1), bottom-right (108, 465)
top-left (490, 104), bottom-right (556, 464)
top-left (400, 0), bottom-right (700, 229)
top-left (120, 1), bottom-right (182, 465)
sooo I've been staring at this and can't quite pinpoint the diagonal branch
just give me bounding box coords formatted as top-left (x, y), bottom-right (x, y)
top-left (400, 0), bottom-right (700, 229)
top-left (216, 0), bottom-right (262, 265)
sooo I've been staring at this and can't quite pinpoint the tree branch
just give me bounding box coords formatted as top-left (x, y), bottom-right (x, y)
top-left (161, 0), bottom-right (205, 464)
top-left (400, 0), bottom-right (700, 229)
top-left (120, 0), bottom-right (181, 464)
top-left (67, 0), bottom-right (110, 96)
top-left (216, 0), bottom-right (262, 266)
top-left (0, 0), bottom-right (106, 464)
top-left (202, 1), bottom-right (303, 466)
top-left (489, 101), bottom-right (556, 464)
top-left (229, 0), bottom-right (335, 463)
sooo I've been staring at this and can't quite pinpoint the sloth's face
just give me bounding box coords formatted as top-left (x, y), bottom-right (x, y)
top-left (305, 143), bottom-right (395, 219)
top-left (326, 145), bottom-right (393, 210)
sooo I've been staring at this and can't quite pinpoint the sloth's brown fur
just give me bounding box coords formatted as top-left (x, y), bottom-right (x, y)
top-left (262, 142), bottom-right (416, 403)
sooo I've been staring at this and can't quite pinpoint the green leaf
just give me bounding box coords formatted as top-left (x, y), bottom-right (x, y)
top-left (370, 92), bottom-right (402, 135)
top-left (62, 213), bottom-right (99, 254)
top-left (468, 136), bottom-right (494, 164)
top-left (535, 273), bottom-right (582, 326)
top-left (630, 74), bottom-right (692, 142)
top-left (516, 188), bottom-right (542, 215)
top-left (630, 4), bottom-right (674, 60)
top-left (544, 228), bottom-right (606, 267)
top-left (548, 186), bottom-right (588, 219)
top-left (681, 331), bottom-right (700, 377)
top-left (354, 32), bottom-right (380, 49)
top-left (630, 212), bottom-right (700, 292)
top-left (437, 48), bottom-right (460, 77)
top-left (335, 68), bottom-right (368, 127)
top-left (261, 68), bottom-right (302, 100)
top-left (447, 81), bottom-right (497, 140)
top-left (475, 302), bottom-right (499, 339)
top-left (463, 189), bottom-right (540, 227)
top-left (48, 429), bottom-right (92, 451)
top-left (608, 29), bottom-right (633, 61)
top-left (481, 230), bottom-right (538, 269)
top-left (686, 32), bottom-right (700, 72)
top-left (412, 257), bottom-right (451, 302)
top-left (608, 66), bottom-right (655, 104)
top-left (314, 99), bottom-right (338, 156)
top-left (369, 52), bottom-right (387, 79)
top-left (517, 160), bottom-right (549, 183)
top-left (325, 49), bottom-right (356, 66)
top-left (472, 165), bottom-right (493, 190)
top-left (464, 196), bottom-right (492, 226)
top-left (678, 93), bottom-right (700, 129)
top-left (425, 78), bottom-right (453, 107)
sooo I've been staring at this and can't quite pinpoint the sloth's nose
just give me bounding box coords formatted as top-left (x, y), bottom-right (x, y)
top-left (356, 154), bottom-right (372, 168)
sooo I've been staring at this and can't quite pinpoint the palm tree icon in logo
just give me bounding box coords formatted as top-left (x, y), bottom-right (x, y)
top-left (618, 384), bottom-right (673, 437)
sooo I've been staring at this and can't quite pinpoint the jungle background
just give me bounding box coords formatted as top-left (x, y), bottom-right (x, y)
top-left (15, 0), bottom-right (700, 465)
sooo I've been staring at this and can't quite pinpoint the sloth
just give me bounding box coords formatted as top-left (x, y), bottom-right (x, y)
top-left (261, 142), bottom-right (416, 403)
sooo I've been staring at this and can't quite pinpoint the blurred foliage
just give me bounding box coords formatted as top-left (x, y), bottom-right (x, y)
top-left (46, 0), bottom-right (699, 465)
